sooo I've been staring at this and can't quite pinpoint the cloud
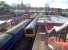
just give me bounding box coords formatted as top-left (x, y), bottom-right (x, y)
top-left (0, 0), bottom-right (68, 8)
top-left (49, 0), bottom-right (68, 9)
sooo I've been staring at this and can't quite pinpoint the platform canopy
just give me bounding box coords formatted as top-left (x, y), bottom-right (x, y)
top-left (38, 15), bottom-right (68, 24)
top-left (54, 22), bottom-right (68, 32)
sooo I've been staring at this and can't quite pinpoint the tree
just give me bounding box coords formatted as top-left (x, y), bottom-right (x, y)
top-left (0, 1), bottom-right (11, 14)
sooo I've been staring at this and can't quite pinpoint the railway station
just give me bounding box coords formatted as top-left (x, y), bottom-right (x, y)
top-left (0, 0), bottom-right (68, 50)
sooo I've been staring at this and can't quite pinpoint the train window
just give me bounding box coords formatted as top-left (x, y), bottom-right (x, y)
top-left (26, 28), bottom-right (34, 34)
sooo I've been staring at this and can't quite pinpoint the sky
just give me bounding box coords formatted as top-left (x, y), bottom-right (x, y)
top-left (0, 0), bottom-right (68, 9)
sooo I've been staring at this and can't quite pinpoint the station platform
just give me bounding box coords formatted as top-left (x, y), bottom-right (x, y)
top-left (48, 36), bottom-right (68, 50)
top-left (32, 32), bottom-right (51, 50)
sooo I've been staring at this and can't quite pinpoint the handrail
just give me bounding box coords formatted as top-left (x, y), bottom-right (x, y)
top-left (54, 22), bottom-right (68, 32)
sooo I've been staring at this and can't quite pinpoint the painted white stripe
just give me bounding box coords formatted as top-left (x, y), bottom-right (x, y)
top-left (48, 44), bottom-right (54, 50)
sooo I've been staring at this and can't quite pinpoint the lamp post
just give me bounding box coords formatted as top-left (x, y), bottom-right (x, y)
top-left (45, 3), bottom-right (49, 15)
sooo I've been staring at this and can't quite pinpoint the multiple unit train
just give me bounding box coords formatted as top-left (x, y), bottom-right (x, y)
top-left (0, 12), bottom-right (39, 50)
top-left (0, 18), bottom-right (34, 50)
top-left (25, 17), bottom-right (38, 38)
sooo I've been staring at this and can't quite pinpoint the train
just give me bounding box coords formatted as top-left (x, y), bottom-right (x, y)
top-left (0, 19), bottom-right (32, 50)
top-left (25, 17), bottom-right (38, 38)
